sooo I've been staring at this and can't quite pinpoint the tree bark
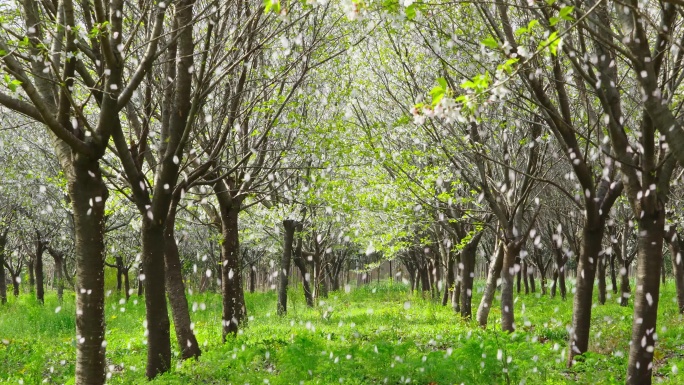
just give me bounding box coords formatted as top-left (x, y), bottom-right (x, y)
top-left (528, 265), bottom-right (536, 293)
top-left (123, 269), bottom-right (130, 301)
top-left (597, 252), bottom-right (607, 305)
top-left (442, 251), bottom-right (454, 306)
top-left (0, 229), bottom-right (8, 304)
top-left (476, 242), bottom-right (504, 327)
top-left (28, 258), bottom-right (35, 291)
top-left (501, 241), bottom-right (521, 332)
top-left (279, 220), bottom-right (295, 315)
top-left (460, 232), bottom-right (483, 319)
top-left (621, 258), bottom-right (632, 307)
top-left (627, 209), bottom-right (665, 385)
top-left (35, 238), bottom-right (45, 304)
top-left (292, 224), bottom-right (313, 307)
top-left (568, 222), bottom-right (605, 365)
top-left (141, 221), bottom-right (171, 378)
top-left (70, 157), bottom-right (109, 385)
top-left (115, 256), bottom-right (124, 293)
top-left (522, 260), bottom-right (530, 294)
top-left (12, 276), bottom-right (19, 297)
top-left (219, 201), bottom-right (246, 339)
top-left (164, 198), bottom-right (200, 360)
top-left (665, 227), bottom-right (684, 313)
top-left (249, 263), bottom-right (256, 293)
top-left (610, 252), bottom-right (618, 294)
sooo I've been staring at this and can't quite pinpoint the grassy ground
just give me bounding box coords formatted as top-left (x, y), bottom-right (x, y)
top-left (0, 280), bottom-right (683, 384)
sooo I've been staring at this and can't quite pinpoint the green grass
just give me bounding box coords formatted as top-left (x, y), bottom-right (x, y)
top-left (1, 280), bottom-right (683, 384)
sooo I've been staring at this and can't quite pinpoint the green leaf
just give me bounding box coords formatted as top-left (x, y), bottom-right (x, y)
top-left (481, 36), bottom-right (498, 49)
top-left (9, 79), bottom-right (21, 92)
top-left (429, 86), bottom-right (444, 106)
top-left (549, 16), bottom-right (560, 26)
top-left (263, 0), bottom-right (280, 14)
top-left (437, 77), bottom-right (447, 90)
top-left (405, 4), bottom-right (417, 20)
top-left (560, 6), bottom-right (575, 21)
top-left (539, 31), bottom-right (560, 56)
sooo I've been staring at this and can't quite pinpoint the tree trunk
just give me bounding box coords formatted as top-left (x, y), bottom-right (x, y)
top-left (665, 228), bottom-right (684, 313)
top-left (141, 222), bottom-right (171, 378)
top-left (138, 265), bottom-right (145, 297)
top-left (476, 243), bottom-right (504, 327)
top-left (164, 199), bottom-right (201, 360)
top-left (529, 265), bottom-right (536, 293)
top-left (28, 258), bottom-right (35, 292)
top-left (442, 252), bottom-right (454, 306)
top-left (0, 229), bottom-right (8, 304)
top-left (419, 263), bottom-right (430, 295)
top-left (452, 251), bottom-right (461, 313)
top-left (279, 220), bottom-right (295, 315)
top-left (551, 270), bottom-right (558, 298)
top-left (35, 240), bottom-right (45, 304)
top-left (460, 232), bottom-right (483, 319)
top-left (70, 157), bottom-right (109, 385)
top-left (621, 258), bottom-right (631, 307)
top-left (597, 252), bottom-right (607, 305)
top-left (249, 263), bottom-right (256, 293)
top-left (610, 252), bottom-right (618, 294)
top-left (123, 269), bottom-right (130, 301)
top-left (552, 244), bottom-right (568, 300)
top-left (219, 203), bottom-right (246, 339)
top-left (52, 253), bottom-right (64, 303)
top-left (522, 261), bottom-right (530, 294)
top-left (515, 260), bottom-right (522, 294)
top-left (115, 256), bottom-right (124, 293)
top-left (12, 276), bottom-right (19, 297)
top-left (627, 208), bottom-right (665, 385)
top-left (501, 241), bottom-right (521, 332)
top-left (568, 222), bottom-right (605, 365)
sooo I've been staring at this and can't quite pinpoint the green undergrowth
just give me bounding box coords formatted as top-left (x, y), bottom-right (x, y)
top-left (1, 280), bottom-right (683, 384)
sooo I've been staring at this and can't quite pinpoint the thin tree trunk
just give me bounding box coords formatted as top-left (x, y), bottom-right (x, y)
top-left (218, 202), bottom-right (246, 339)
top-left (249, 263), bottom-right (256, 293)
top-left (501, 241), bottom-right (521, 332)
top-left (598, 253), bottom-right (607, 305)
top-left (568, 222), bottom-right (605, 365)
top-left (551, 270), bottom-right (558, 298)
top-left (115, 256), bottom-right (124, 293)
top-left (35, 239), bottom-right (45, 304)
top-left (452, 251), bottom-right (461, 313)
top-left (0, 229), bottom-right (8, 304)
top-left (123, 269), bottom-right (130, 301)
top-left (442, 252), bottom-right (454, 306)
top-left (164, 198), bottom-right (200, 360)
top-left (53, 252), bottom-right (64, 303)
top-left (279, 220), bottom-right (295, 315)
top-left (666, 228), bottom-right (684, 313)
top-left (528, 265), bottom-right (536, 294)
top-left (627, 209), bottom-right (665, 385)
top-left (515, 259), bottom-right (522, 294)
top-left (28, 259), bottom-right (35, 292)
top-left (522, 261), bottom-right (530, 294)
top-left (621, 258), bottom-right (631, 307)
top-left (138, 265), bottom-right (145, 297)
top-left (460, 232), bottom-right (483, 319)
top-left (70, 158), bottom-right (109, 385)
top-left (419, 263), bottom-right (430, 295)
top-left (476, 242), bottom-right (504, 327)
top-left (141, 222), bottom-right (171, 378)
top-left (610, 252), bottom-right (618, 294)
top-left (292, 234), bottom-right (313, 307)
top-left (12, 275), bottom-right (20, 297)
